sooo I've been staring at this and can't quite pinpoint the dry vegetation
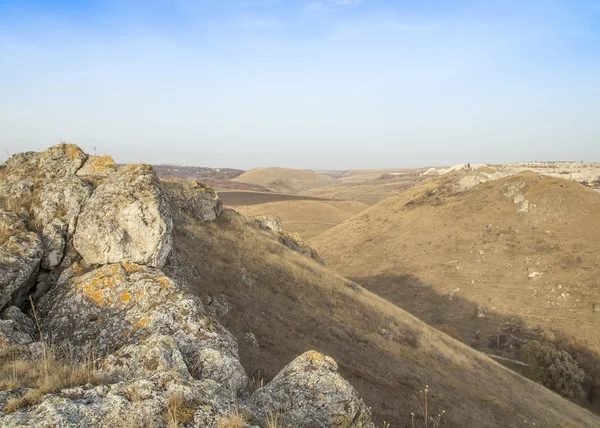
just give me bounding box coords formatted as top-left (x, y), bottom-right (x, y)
top-left (232, 167), bottom-right (334, 194)
top-left (230, 199), bottom-right (368, 239)
top-left (0, 342), bottom-right (103, 413)
top-left (172, 205), bottom-right (600, 427)
top-left (299, 174), bottom-right (428, 205)
top-left (311, 171), bottom-right (600, 413)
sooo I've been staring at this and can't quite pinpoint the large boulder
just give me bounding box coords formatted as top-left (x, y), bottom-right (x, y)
top-left (38, 143), bottom-right (87, 179)
top-left (0, 306), bottom-right (34, 345)
top-left (0, 232), bottom-right (43, 309)
top-left (76, 155), bottom-right (118, 179)
top-left (73, 164), bottom-right (173, 267)
top-left (250, 350), bottom-right (373, 427)
top-left (0, 152), bottom-right (41, 200)
top-left (37, 263), bottom-right (246, 394)
top-left (162, 180), bottom-right (223, 222)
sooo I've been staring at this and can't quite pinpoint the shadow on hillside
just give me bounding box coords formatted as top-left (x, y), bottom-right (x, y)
top-left (350, 273), bottom-right (600, 412)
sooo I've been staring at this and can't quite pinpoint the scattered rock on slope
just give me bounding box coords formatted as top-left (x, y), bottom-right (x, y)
top-left (73, 164), bottom-right (173, 268)
top-left (251, 350), bottom-right (374, 427)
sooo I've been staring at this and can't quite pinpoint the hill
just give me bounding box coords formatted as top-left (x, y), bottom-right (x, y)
top-left (2, 146), bottom-right (599, 427)
top-left (311, 171), bottom-right (600, 409)
top-left (232, 167), bottom-right (334, 193)
top-left (300, 174), bottom-right (428, 206)
top-left (228, 199), bottom-right (368, 239)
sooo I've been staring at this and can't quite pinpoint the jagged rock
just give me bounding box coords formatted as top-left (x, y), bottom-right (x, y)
top-left (250, 350), bottom-right (373, 427)
top-left (204, 294), bottom-right (231, 317)
top-left (37, 263), bottom-right (246, 394)
top-left (476, 306), bottom-right (486, 318)
top-left (40, 218), bottom-right (67, 269)
top-left (243, 333), bottom-right (259, 348)
top-left (278, 232), bottom-right (326, 266)
top-left (0, 232), bottom-right (43, 309)
top-left (38, 143), bottom-right (87, 179)
top-left (0, 306), bottom-right (34, 344)
top-left (255, 216), bottom-right (283, 233)
top-left (162, 179), bottom-right (223, 222)
top-left (0, 152), bottom-right (41, 199)
top-left (73, 164), bottom-right (173, 267)
top-left (0, 209), bottom-right (27, 237)
top-left (76, 155), bottom-right (118, 179)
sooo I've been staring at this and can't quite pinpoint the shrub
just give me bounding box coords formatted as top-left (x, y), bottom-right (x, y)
top-left (522, 340), bottom-right (585, 399)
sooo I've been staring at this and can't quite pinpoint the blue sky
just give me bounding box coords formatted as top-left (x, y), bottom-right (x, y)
top-left (0, 0), bottom-right (599, 169)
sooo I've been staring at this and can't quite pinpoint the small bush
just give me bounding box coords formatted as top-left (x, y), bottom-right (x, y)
top-left (522, 340), bottom-right (585, 399)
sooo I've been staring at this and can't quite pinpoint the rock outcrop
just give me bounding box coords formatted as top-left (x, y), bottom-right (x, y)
top-left (73, 164), bottom-right (173, 268)
top-left (255, 215), bottom-right (283, 233)
top-left (0, 143), bottom-right (373, 427)
top-left (251, 350), bottom-right (373, 427)
top-left (278, 232), bottom-right (326, 266)
top-left (76, 155), bottom-right (118, 179)
top-left (0, 232), bottom-right (43, 309)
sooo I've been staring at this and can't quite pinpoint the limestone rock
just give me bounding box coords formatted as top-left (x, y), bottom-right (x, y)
top-left (76, 155), bottom-right (118, 179)
top-left (0, 232), bottom-right (43, 309)
top-left (278, 232), bottom-right (326, 266)
top-left (0, 209), bottom-right (27, 237)
top-left (0, 306), bottom-right (34, 344)
top-left (250, 350), bottom-right (373, 427)
top-left (38, 143), bottom-right (87, 179)
top-left (162, 179), bottom-right (223, 222)
top-left (255, 216), bottom-right (283, 233)
top-left (41, 218), bottom-right (67, 269)
top-left (73, 164), bottom-right (173, 267)
top-left (33, 175), bottom-right (93, 237)
top-left (0, 152), bottom-right (41, 199)
top-left (37, 263), bottom-right (246, 394)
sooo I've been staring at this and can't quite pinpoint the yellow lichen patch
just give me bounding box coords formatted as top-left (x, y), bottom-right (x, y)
top-left (75, 267), bottom-right (126, 307)
top-left (71, 262), bottom-right (84, 275)
top-left (155, 276), bottom-right (172, 289)
top-left (122, 263), bottom-right (145, 274)
top-left (81, 155), bottom-right (117, 174)
top-left (121, 291), bottom-right (132, 304)
top-left (135, 317), bottom-right (150, 330)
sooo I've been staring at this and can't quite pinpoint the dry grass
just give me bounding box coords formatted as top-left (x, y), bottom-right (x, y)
top-left (311, 172), bottom-right (600, 413)
top-left (0, 343), bottom-right (103, 413)
top-left (230, 199), bottom-right (368, 239)
top-left (1, 299), bottom-right (103, 414)
top-left (232, 167), bottom-right (333, 193)
top-left (172, 204), bottom-right (600, 427)
top-left (165, 393), bottom-right (196, 427)
top-left (216, 407), bottom-right (245, 428)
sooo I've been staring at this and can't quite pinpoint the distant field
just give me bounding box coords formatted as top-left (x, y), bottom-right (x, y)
top-left (222, 191), bottom-right (369, 239)
top-left (218, 191), bottom-right (337, 206)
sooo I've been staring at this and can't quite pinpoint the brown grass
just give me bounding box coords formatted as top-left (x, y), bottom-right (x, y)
top-left (165, 393), bottom-right (196, 427)
top-left (1, 298), bottom-right (103, 414)
top-left (311, 172), bottom-right (600, 414)
top-left (172, 204), bottom-right (600, 427)
top-left (0, 343), bottom-right (103, 413)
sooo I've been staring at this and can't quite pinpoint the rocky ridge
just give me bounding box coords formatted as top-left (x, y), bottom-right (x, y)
top-left (0, 144), bottom-right (372, 427)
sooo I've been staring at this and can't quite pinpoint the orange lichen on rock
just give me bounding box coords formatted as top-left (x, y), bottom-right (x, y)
top-left (74, 265), bottom-right (125, 307)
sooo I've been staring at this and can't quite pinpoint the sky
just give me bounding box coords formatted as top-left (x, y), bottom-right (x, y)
top-left (0, 0), bottom-right (599, 169)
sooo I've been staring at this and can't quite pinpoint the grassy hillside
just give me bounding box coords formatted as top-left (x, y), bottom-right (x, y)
top-left (232, 167), bottom-right (334, 194)
top-left (170, 199), bottom-right (600, 427)
top-left (311, 172), bottom-right (600, 410)
top-left (300, 175), bottom-right (427, 205)
top-left (230, 199), bottom-right (368, 239)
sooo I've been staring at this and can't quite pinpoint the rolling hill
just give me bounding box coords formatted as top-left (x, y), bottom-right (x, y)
top-left (228, 199), bottom-right (368, 239)
top-left (232, 167), bottom-right (334, 193)
top-left (174, 205), bottom-right (600, 427)
top-left (311, 171), bottom-right (600, 411)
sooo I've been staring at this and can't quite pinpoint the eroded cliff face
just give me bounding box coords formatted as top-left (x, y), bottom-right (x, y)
top-left (0, 144), bottom-right (373, 427)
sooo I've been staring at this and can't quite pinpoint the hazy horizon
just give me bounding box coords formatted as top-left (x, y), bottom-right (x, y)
top-left (1, 0), bottom-right (599, 170)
